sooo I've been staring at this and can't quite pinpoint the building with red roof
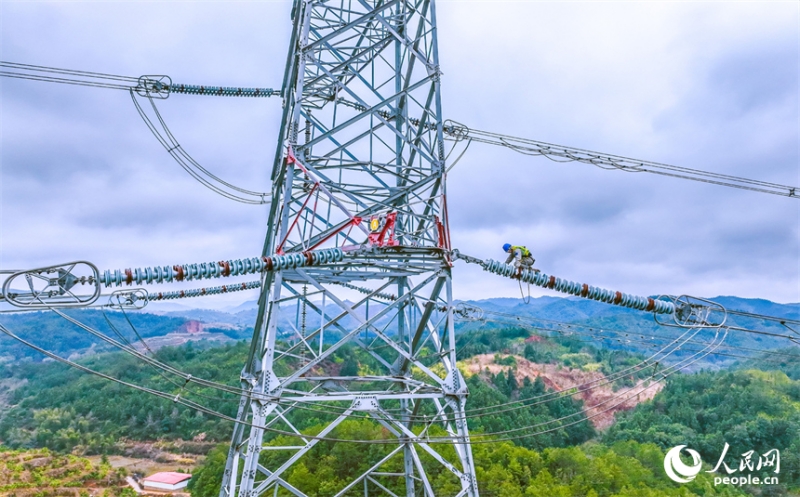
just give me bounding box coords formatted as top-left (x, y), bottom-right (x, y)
top-left (142, 471), bottom-right (192, 491)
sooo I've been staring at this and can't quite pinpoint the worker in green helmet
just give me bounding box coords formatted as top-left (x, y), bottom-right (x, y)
top-left (503, 243), bottom-right (538, 273)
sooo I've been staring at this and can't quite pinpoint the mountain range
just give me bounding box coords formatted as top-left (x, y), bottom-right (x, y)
top-left (1, 295), bottom-right (797, 370)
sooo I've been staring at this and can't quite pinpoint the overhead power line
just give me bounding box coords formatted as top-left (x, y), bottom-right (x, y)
top-left (335, 97), bottom-right (798, 199)
top-left (456, 327), bottom-right (728, 445)
top-left (479, 312), bottom-right (800, 362)
top-left (479, 302), bottom-right (800, 342)
top-left (2, 52), bottom-right (796, 481)
top-left (1, 61), bottom-right (277, 204)
top-left (89, 295), bottom-right (796, 434)
top-left (1, 3), bottom-right (795, 490)
top-left (0, 313), bottom-right (725, 447)
top-left (0, 309), bottom-right (721, 446)
top-left (443, 121), bottom-right (799, 199)
top-left (0, 61), bottom-right (278, 98)
top-left (130, 91), bottom-right (271, 204)
top-left (8, 271), bottom-right (785, 429)
top-left (4, 61), bottom-right (794, 202)
top-left (0, 61), bottom-right (139, 90)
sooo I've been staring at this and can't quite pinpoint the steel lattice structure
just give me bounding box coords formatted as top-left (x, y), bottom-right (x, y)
top-left (220, 1), bottom-right (479, 496)
top-left (0, 5), bottom-right (796, 497)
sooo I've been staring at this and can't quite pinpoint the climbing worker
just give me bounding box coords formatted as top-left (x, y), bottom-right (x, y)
top-left (503, 243), bottom-right (538, 273)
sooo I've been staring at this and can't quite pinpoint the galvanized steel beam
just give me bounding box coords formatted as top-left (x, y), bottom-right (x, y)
top-left (221, 1), bottom-right (479, 496)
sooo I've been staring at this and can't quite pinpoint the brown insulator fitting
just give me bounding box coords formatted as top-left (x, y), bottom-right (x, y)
top-left (173, 265), bottom-right (185, 281)
top-left (219, 260), bottom-right (231, 277)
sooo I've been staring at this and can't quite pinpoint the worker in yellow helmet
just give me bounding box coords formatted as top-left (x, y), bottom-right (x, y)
top-left (503, 243), bottom-right (538, 273)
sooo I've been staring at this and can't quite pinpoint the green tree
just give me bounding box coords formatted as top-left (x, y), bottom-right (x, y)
top-left (188, 444), bottom-right (227, 497)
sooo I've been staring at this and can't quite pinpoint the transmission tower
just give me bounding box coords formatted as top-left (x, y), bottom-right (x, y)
top-left (220, 1), bottom-right (479, 496)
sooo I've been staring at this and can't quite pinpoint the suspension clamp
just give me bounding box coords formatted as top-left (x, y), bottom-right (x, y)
top-left (135, 75), bottom-right (171, 99)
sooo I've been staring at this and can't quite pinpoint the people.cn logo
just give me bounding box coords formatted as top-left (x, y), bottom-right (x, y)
top-left (664, 445), bottom-right (703, 483)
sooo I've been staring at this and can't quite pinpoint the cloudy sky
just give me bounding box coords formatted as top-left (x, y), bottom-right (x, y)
top-left (1, 1), bottom-right (797, 310)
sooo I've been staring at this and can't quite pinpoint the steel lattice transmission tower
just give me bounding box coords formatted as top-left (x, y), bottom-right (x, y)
top-left (221, 1), bottom-right (479, 495)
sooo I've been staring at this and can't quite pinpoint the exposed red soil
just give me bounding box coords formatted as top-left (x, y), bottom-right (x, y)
top-left (179, 320), bottom-right (204, 334)
top-left (463, 354), bottom-right (662, 430)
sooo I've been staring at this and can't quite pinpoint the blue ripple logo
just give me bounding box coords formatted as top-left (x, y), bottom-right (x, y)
top-left (664, 445), bottom-right (703, 483)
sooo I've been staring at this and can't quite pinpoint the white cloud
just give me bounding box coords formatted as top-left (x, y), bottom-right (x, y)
top-left (1, 1), bottom-right (797, 308)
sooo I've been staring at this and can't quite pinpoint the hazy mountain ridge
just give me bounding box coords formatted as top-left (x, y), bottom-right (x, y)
top-left (1, 295), bottom-right (797, 367)
top-left (154, 295), bottom-right (799, 329)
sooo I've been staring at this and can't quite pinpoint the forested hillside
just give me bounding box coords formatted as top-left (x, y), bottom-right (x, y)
top-left (2, 320), bottom-right (687, 480)
top-left (2, 303), bottom-right (799, 496)
top-left (3, 326), bottom-right (650, 454)
top-left (191, 439), bottom-right (747, 497)
top-left (0, 310), bottom-right (190, 361)
top-left (0, 342), bottom-right (246, 452)
top-left (0, 448), bottom-right (132, 497)
top-left (605, 369), bottom-right (800, 490)
top-left (187, 356), bottom-right (800, 496)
